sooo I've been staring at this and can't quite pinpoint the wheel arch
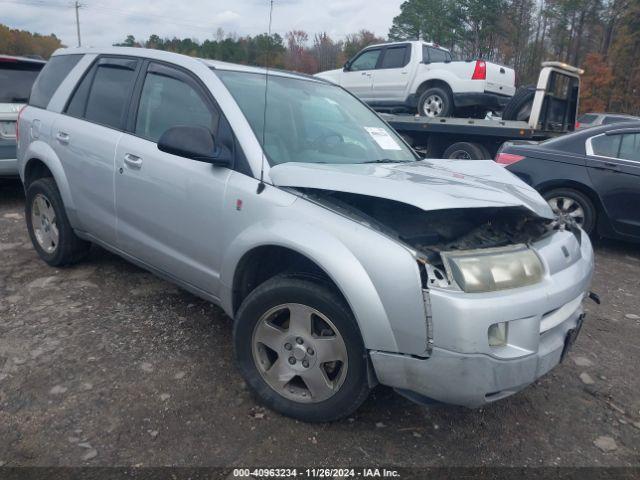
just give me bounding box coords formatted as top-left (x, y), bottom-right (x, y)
top-left (21, 141), bottom-right (79, 225)
top-left (416, 78), bottom-right (453, 98)
top-left (219, 223), bottom-right (402, 354)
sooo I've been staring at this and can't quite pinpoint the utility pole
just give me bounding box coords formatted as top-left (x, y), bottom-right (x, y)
top-left (74, 1), bottom-right (82, 47)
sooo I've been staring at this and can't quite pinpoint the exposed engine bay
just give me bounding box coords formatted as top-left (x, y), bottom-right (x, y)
top-left (301, 189), bottom-right (565, 264)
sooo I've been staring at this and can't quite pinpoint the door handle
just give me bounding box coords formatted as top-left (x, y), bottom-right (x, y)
top-left (361, 72), bottom-right (369, 76)
top-left (124, 153), bottom-right (143, 169)
top-left (56, 131), bottom-right (70, 144)
top-left (400, 71), bottom-right (408, 75)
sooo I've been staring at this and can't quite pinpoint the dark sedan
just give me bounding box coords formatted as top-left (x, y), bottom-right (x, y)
top-left (496, 122), bottom-right (640, 241)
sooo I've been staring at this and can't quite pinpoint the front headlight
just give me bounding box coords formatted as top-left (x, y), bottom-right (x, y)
top-left (442, 245), bottom-right (544, 293)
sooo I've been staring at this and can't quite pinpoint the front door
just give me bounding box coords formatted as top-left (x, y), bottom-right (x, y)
top-left (114, 61), bottom-right (231, 296)
top-left (586, 130), bottom-right (640, 237)
top-left (341, 48), bottom-right (381, 102)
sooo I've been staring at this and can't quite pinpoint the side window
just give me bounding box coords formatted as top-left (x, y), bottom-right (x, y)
top-left (349, 49), bottom-right (381, 71)
top-left (29, 54), bottom-right (82, 109)
top-left (135, 65), bottom-right (219, 143)
top-left (65, 57), bottom-right (138, 130)
top-left (427, 47), bottom-right (450, 63)
top-left (619, 133), bottom-right (640, 162)
top-left (379, 46), bottom-right (409, 69)
top-left (590, 134), bottom-right (621, 158)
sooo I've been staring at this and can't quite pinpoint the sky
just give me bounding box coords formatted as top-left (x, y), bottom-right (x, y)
top-left (2, 0), bottom-right (405, 47)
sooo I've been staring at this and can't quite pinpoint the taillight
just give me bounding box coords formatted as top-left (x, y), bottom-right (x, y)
top-left (495, 152), bottom-right (525, 166)
top-left (472, 60), bottom-right (486, 80)
top-left (16, 105), bottom-right (25, 142)
top-left (575, 121), bottom-right (581, 129)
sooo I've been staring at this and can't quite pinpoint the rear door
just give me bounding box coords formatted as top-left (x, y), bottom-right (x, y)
top-left (484, 62), bottom-right (516, 96)
top-left (52, 56), bottom-right (141, 245)
top-left (341, 48), bottom-right (381, 101)
top-left (586, 130), bottom-right (640, 237)
top-left (114, 61), bottom-right (231, 295)
top-left (370, 44), bottom-right (411, 102)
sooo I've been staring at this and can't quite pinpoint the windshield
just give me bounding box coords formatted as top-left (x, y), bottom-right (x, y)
top-left (0, 62), bottom-right (43, 103)
top-left (214, 70), bottom-right (417, 166)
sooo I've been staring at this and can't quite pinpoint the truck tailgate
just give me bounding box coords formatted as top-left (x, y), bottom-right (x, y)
top-left (485, 63), bottom-right (515, 96)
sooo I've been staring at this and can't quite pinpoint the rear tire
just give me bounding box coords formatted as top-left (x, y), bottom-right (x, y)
top-left (418, 87), bottom-right (453, 118)
top-left (543, 188), bottom-right (596, 235)
top-left (443, 142), bottom-right (490, 160)
top-left (234, 275), bottom-right (370, 422)
top-left (25, 178), bottom-right (91, 266)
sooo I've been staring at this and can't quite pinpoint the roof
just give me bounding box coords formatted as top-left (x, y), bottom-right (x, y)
top-left (50, 46), bottom-right (323, 82)
top-left (362, 40), bottom-right (450, 51)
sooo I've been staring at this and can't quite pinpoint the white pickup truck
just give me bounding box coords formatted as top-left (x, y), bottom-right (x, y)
top-left (316, 41), bottom-right (516, 118)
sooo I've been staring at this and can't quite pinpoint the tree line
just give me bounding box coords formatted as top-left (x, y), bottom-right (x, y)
top-left (1, 0), bottom-right (638, 115)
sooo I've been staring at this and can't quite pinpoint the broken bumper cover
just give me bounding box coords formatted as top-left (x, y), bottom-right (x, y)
top-left (370, 305), bottom-right (583, 407)
top-left (370, 229), bottom-right (593, 408)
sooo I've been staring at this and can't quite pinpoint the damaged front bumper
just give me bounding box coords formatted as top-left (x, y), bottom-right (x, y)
top-left (370, 229), bottom-right (594, 408)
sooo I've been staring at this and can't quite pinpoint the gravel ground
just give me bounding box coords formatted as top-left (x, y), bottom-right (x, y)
top-left (0, 179), bottom-right (639, 468)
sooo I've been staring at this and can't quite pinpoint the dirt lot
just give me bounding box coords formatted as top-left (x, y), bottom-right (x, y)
top-left (0, 179), bottom-right (639, 468)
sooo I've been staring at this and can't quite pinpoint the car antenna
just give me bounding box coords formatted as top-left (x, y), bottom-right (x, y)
top-left (257, 0), bottom-right (274, 195)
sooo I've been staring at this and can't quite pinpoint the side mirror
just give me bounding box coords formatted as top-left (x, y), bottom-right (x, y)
top-left (343, 61), bottom-right (351, 72)
top-left (158, 125), bottom-right (232, 167)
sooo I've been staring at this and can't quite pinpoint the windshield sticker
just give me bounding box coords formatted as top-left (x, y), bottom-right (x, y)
top-left (364, 127), bottom-right (402, 151)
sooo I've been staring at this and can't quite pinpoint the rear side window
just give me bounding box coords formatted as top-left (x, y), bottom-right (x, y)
top-left (66, 57), bottom-right (138, 130)
top-left (29, 55), bottom-right (82, 109)
top-left (591, 134), bottom-right (621, 158)
top-left (379, 46), bottom-right (409, 69)
top-left (135, 65), bottom-right (219, 143)
top-left (0, 59), bottom-right (44, 103)
top-left (619, 133), bottom-right (640, 161)
top-left (423, 46), bottom-right (451, 63)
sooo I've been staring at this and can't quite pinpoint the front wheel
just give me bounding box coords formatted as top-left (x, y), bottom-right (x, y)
top-left (234, 275), bottom-right (370, 422)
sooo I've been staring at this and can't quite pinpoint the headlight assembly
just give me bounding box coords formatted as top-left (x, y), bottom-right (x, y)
top-left (441, 245), bottom-right (544, 293)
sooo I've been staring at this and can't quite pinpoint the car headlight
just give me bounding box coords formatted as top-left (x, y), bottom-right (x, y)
top-left (441, 245), bottom-right (544, 293)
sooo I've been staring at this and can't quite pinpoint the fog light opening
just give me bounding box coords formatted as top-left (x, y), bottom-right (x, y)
top-left (488, 322), bottom-right (508, 347)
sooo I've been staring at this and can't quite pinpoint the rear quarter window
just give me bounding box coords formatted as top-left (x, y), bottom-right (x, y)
top-left (29, 55), bottom-right (82, 109)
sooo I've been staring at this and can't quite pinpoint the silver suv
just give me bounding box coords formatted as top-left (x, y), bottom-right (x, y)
top-left (17, 48), bottom-right (594, 422)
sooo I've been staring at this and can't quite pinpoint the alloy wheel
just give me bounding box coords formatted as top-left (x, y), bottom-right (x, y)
top-left (251, 303), bottom-right (348, 403)
top-left (31, 193), bottom-right (59, 254)
top-left (422, 94), bottom-right (444, 117)
top-left (547, 196), bottom-right (585, 228)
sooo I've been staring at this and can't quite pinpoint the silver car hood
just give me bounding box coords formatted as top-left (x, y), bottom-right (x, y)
top-left (270, 159), bottom-right (554, 219)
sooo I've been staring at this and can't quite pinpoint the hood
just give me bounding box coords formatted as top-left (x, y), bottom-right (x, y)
top-left (314, 69), bottom-right (342, 83)
top-left (270, 159), bottom-right (554, 219)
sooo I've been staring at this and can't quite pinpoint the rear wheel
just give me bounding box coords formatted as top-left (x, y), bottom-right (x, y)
top-left (234, 275), bottom-right (370, 422)
top-left (443, 142), bottom-right (490, 160)
top-left (418, 87), bottom-right (453, 118)
top-left (25, 178), bottom-right (91, 266)
top-left (543, 188), bottom-right (596, 234)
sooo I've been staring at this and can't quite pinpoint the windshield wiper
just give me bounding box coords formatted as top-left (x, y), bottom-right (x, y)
top-left (362, 159), bottom-right (410, 164)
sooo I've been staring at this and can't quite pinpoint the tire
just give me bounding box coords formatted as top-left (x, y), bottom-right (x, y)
top-left (502, 84), bottom-right (535, 121)
top-left (25, 177), bottom-right (91, 266)
top-left (417, 87), bottom-right (453, 118)
top-left (543, 188), bottom-right (596, 235)
top-left (234, 275), bottom-right (370, 422)
top-left (443, 142), bottom-right (491, 160)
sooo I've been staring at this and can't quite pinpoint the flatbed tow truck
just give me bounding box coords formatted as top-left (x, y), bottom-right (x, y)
top-left (383, 62), bottom-right (584, 159)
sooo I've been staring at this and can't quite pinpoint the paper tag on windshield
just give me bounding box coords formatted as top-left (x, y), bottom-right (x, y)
top-left (364, 127), bottom-right (402, 151)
